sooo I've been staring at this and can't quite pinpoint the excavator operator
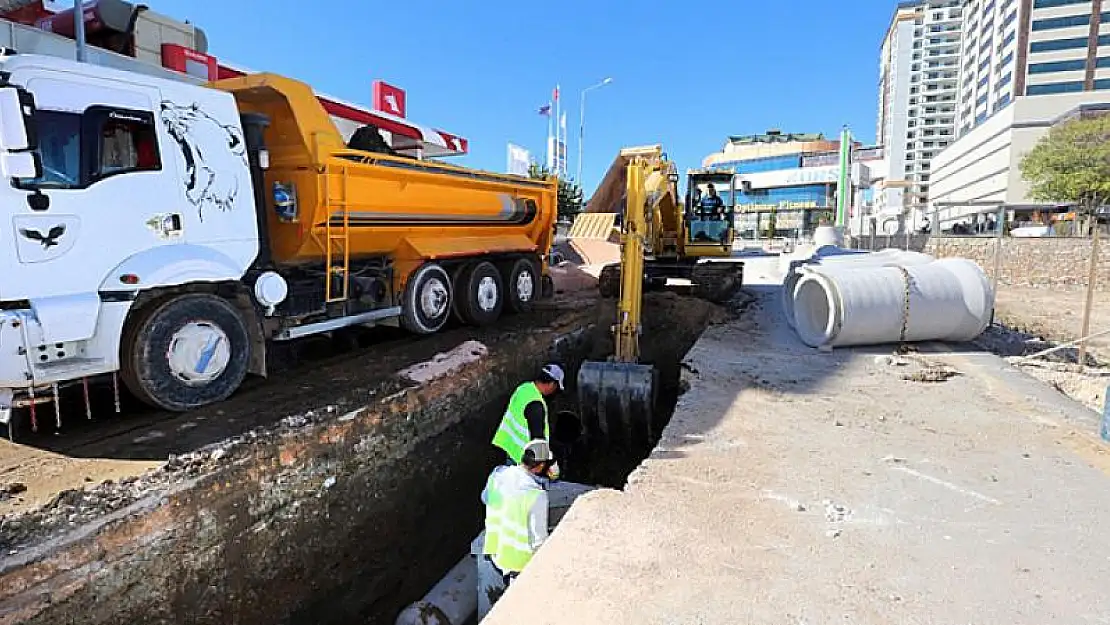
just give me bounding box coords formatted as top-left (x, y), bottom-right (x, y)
top-left (698, 183), bottom-right (727, 219)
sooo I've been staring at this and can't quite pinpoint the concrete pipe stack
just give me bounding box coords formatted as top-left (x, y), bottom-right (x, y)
top-left (781, 247), bottom-right (995, 348)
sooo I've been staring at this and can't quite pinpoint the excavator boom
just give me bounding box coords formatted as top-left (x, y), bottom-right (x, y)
top-left (577, 153), bottom-right (661, 451)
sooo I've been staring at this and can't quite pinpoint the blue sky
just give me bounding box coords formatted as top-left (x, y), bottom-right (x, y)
top-left (155, 0), bottom-right (893, 195)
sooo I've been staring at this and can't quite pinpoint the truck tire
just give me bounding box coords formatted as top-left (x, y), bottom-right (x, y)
top-left (502, 257), bottom-right (539, 314)
top-left (120, 293), bottom-right (251, 412)
top-left (450, 261), bottom-right (474, 324)
top-left (457, 260), bottom-right (504, 326)
top-left (401, 263), bottom-right (453, 334)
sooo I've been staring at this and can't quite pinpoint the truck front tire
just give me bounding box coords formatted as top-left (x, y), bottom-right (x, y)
top-left (121, 293), bottom-right (251, 412)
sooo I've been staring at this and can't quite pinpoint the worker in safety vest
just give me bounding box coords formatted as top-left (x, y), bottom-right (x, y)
top-left (491, 363), bottom-right (564, 469)
top-left (477, 439), bottom-right (553, 617)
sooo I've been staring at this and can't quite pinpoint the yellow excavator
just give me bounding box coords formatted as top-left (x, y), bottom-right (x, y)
top-left (576, 146), bottom-right (744, 450)
top-left (571, 145), bottom-right (744, 303)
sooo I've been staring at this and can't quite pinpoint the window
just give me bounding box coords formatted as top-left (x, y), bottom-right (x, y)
top-left (1026, 80), bottom-right (1086, 94)
top-left (976, 93), bottom-right (989, 106)
top-left (1033, 0), bottom-right (1089, 7)
top-left (1032, 14), bottom-right (1091, 31)
top-left (15, 106), bottom-right (161, 190)
top-left (97, 111), bottom-right (161, 178)
top-left (994, 93), bottom-right (1012, 109)
top-left (1097, 57), bottom-right (1110, 68)
top-left (1030, 37), bottom-right (1088, 52)
top-left (1029, 59), bottom-right (1087, 73)
top-left (997, 72), bottom-right (1013, 88)
top-left (18, 111), bottom-right (80, 188)
top-left (1094, 78), bottom-right (1110, 90)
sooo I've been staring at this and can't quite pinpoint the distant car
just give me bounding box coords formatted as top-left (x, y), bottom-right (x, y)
top-left (1010, 225), bottom-right (1055, 238)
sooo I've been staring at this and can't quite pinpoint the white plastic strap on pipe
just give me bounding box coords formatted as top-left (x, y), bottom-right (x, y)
top-left (791, 258), bottom-right (994, 348)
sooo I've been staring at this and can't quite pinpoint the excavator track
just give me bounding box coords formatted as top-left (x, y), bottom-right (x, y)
top-left (596, 261), bottom-right (743, 304)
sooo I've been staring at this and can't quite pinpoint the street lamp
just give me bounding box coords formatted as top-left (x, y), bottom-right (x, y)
top-left (577, 77), bottom-right (613, 189)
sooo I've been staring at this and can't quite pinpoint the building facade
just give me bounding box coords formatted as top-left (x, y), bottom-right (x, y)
top-left (702, 131), bottom-right (878, 241)
top-left (931, 0), bottom-right (1110, 227)
top-left (876, 0), bottom-right (965, 233)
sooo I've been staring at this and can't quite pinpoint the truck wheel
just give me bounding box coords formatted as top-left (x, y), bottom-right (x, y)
top-left (458, 261), bottom-right (504, 326)
top-left (120, 293), bottom-right (251, 412)
top-left (502, 258), bottom-right (539, 314)
top-left (401, 263), bottom-right (453, 334)
top-left (450, 261), bottom-right (474, 324)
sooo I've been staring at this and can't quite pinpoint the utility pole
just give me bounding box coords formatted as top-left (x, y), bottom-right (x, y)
top-left (73, 0), bottom-right (88, 63)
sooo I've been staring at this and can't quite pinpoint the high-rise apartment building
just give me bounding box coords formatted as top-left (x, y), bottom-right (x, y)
top-left (932, 0), bottom-right (1110, 228)
top-left (874, 0), bottom-right (964, 234)
top-left (956, 0), bottom-right (1110, 137)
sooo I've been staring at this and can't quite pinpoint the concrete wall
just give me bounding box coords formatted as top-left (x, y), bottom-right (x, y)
top-left (851, 235), bottom-right (1108, 290)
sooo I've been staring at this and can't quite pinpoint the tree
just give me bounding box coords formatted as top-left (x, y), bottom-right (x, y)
top-left (528, 163), bottom-right (584, 220)
top-left (1020, 114), bottom-right (1110, 370)
top-left (1020, 115), bottom-right (1110, 223)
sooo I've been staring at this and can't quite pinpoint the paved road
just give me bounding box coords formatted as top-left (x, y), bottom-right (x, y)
top-left (483, 257), bottom-right (1110, 625)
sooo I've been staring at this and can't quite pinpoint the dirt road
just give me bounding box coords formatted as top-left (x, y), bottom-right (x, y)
top-left (483, 257), bottom-right (1110, 625)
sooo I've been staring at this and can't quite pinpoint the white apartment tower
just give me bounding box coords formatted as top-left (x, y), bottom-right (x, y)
top-left (876, 0), bottom-right (964, 233)
top-left (957, 0), bottom-right (1110, 136)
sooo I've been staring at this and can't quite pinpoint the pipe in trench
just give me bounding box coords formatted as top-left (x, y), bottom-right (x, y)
top-left (791, 257), bottom-right (994, 348)
top-left (394, 481), bottom-right (596, 625)
top-left (781, 248), bottom-right (935, 330)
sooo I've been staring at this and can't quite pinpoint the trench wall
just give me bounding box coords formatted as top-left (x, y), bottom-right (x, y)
top-left (0, 318), bottom-right (596, 625)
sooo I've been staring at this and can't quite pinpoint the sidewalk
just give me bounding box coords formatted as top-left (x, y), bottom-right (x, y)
top-left (483, 258), bottom-right (1110, 625)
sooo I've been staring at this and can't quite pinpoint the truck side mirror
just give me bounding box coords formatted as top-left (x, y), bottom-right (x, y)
top-left (0, 86), bottom-right (35, 152)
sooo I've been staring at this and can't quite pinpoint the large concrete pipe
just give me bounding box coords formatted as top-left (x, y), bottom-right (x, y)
top-left (781, 249), bottom-right (935, 330)
top-left (791, 258), bottom-right (993, 348)
top-left (395, 553), bottom-right (478, 625)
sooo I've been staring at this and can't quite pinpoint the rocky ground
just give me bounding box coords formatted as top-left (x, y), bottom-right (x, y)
top-left (973, 284), bottom-right (1110, 416)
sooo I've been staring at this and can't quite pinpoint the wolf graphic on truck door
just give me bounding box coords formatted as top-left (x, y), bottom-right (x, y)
top-left (160, 101), bottom-right (248, 222)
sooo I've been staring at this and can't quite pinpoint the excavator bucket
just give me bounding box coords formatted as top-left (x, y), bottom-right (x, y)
top-left (577, 360), bottom-right (658, 451)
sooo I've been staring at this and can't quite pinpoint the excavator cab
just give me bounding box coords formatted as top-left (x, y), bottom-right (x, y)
top-left (684, 170), bottom-right (737, 256)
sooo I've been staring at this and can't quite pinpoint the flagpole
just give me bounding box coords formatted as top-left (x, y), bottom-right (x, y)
top-left (546, 102), bottom-right (553, 171)
top-left (555, 83), bottom-right (561, 178)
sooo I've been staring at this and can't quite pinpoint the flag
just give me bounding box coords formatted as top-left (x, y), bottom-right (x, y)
top-left (538, 103), bottom-right (552, 116)
top-left (560, 111), bottom-right (567, 134)
top-left (553, 86), bottom-right (560, 102)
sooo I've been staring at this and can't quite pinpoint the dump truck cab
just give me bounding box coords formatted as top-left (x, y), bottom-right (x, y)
top-left (684, 168), bottom-right (738, 257)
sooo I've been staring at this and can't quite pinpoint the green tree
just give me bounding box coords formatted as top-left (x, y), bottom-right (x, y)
top-left (1020, 115), bottom-right (1110, 225)
top-left (529, 163), bottom-right (584, 220)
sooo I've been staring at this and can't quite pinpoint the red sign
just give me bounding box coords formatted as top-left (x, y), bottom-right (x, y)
top-left (372, 80), bottom-right (406, 118)
top-left (34, 0), bottom-right (104, 37)
top-left (161, 44), bottom-right (218, 81)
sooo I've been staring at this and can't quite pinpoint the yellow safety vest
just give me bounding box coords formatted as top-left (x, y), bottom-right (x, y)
top-left (483, 468), bottom-right (543, 573)
top-left (492, 382), bottom-right (549, 463)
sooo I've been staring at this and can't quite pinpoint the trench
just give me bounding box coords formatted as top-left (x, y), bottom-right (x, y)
top-left (0, 291), bottom-right (724, 625)
top-left (305, 292), bottom-right (722, 625)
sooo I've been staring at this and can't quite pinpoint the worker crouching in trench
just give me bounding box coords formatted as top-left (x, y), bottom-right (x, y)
top-left (477, 439), bottom-right (557, 617)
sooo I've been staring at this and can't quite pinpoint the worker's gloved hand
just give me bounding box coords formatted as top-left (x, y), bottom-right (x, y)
top-left (546, 461), bottom-right (561, 482)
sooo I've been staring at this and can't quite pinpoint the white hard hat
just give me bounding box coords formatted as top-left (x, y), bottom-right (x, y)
top-left (541, 363), bottom-right (565, 390)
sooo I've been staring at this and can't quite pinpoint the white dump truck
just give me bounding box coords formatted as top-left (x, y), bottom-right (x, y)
top-left (0, 52), bottom-right (558, 427)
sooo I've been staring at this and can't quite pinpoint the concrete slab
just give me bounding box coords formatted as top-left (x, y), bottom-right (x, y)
top-left (482, 257), bottom-right (1110, 625)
